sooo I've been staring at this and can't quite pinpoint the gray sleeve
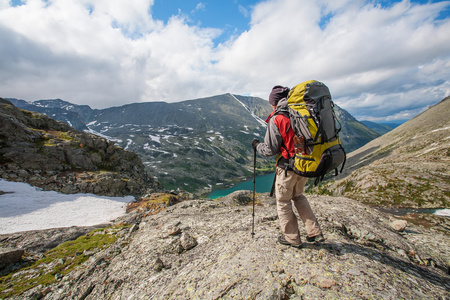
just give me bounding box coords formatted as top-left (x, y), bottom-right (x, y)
top-left (256, 116), bottom-right (283, 157)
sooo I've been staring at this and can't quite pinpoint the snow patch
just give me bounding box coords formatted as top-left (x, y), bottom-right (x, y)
top-left (432, 126), bottom-right (450, 133)
top-left (0, 179), bottom-right (134, 234)
top-left (229, 93), bottom-right (267, 127)
top-left (84, 128), bottom-right (113, 140)
top-left (149, 135), bottom-right (161, 143)
top-left (125, 139), bottom-right (133, 150)
top-left (435, 209), bottom-right (450, 217)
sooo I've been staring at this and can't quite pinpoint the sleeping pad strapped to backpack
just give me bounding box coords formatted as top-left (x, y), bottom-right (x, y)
top-left (284, 80), bottom-right (346, 183)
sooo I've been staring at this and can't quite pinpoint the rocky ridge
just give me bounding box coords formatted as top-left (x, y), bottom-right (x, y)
top-left (0, 98), bottom-right (162, 197)
top-left (0, 191), bottom-right (449, 299)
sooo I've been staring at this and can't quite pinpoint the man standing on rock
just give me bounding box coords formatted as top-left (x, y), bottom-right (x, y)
top-left (252, 85), bottom-right (324, 248)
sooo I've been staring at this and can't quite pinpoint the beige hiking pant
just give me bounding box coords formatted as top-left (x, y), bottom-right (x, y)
top-left (275, 167), bottom-right (322, 244)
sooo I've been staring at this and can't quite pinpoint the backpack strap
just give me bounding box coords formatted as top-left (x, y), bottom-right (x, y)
top-left (276, 145), bottom-right (292, 169)
top-left (273, 110), bottom-right (294, 168)
top-left (313, 116), bottom-right (323, 143)
top-left (314, 175), bottom-right (324, 186)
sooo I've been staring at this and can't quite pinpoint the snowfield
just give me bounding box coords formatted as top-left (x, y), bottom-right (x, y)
top-left (0, 179), bottom-right (134, 234)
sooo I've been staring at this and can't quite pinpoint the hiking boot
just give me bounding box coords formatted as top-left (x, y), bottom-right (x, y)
top-left (306, 234), bottom-right (325, 244)
top-left (278, 235), bottom-right (302, 248)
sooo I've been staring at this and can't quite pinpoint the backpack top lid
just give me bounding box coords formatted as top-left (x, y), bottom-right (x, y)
top-left (288, 80), bottom-right (331, 105)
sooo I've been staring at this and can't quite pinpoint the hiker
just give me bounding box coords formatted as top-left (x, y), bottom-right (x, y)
top-left (252, 85), bottom-right (325, 248)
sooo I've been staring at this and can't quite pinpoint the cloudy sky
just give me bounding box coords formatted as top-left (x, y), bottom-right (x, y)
top-left (1, 0), bottom-right (449, 121)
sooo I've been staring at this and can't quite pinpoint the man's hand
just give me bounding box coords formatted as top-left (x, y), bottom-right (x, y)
top-left (252, 138), bottom-right (260, 150)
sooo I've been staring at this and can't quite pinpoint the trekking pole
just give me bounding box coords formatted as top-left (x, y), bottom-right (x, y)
top-left (252, 147), bottom-right (256, 238)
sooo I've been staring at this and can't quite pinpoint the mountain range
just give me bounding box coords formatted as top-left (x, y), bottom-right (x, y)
top-left (361, 120), bottom-right (396, 135)
top-left (8, 94), bottom-right (379, 194)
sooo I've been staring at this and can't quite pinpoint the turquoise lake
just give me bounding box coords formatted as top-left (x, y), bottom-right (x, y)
top-left (207, 173), bottom-right (275, 199)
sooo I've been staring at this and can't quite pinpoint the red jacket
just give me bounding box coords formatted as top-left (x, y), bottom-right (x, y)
top-left (257, 99), bottom-right (295, 164)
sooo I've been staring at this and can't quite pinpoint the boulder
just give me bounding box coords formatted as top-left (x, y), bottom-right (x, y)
top-left (0, 248), bottom-right (24, 269)
top-left (180, 232), bottom-right (198, 251)
top-left (390, 219), bottom-right (408, 232)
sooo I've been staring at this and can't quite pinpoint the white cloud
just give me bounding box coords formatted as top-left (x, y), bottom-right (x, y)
top-left (193, 2), bottom-right (206, 13)
top-left (139, 15), bottom-right (223, 101)
top-left (0, 0), bottom-right (9, 10)
top-left (238, 4), bottom-right (249, 18)
top-left (0, 0), bottom-right (449, 121)
top-left (216, 0), bottom-right (450, 119)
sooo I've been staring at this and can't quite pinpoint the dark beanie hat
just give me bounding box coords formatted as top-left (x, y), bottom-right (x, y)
top-left (269, 85), bottom-right (290, 106)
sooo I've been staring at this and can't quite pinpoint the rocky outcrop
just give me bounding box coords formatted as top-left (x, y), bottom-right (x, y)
top-left (0, 98), bottom-right (162, 197)
top-left (0, 225), bottom-right (109, 256)
top-left (0, 249), bottom-right (25, 269)
top-left (1, 192), bottom-right (448, 299)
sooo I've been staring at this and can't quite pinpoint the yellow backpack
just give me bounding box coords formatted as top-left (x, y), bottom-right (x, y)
top-left (286, 80), bottom-right (346, 183)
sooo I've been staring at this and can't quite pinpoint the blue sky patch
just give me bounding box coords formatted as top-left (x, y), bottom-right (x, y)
top-left (151, 0), bottom-right (258, 45)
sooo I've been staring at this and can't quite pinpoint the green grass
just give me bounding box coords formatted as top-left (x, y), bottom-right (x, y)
top-left (20, 110), bottom-right (41, 119)
top-left (0, 225), bottom-right (126, 298)
top-left (314, 184), bottom-right (333, 196)
top-left (339, 172), bottom-right (447, 208)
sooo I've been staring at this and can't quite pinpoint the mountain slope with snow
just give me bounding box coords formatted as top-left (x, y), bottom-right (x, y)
top-left (7, 94), bottom-right (378, 194)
